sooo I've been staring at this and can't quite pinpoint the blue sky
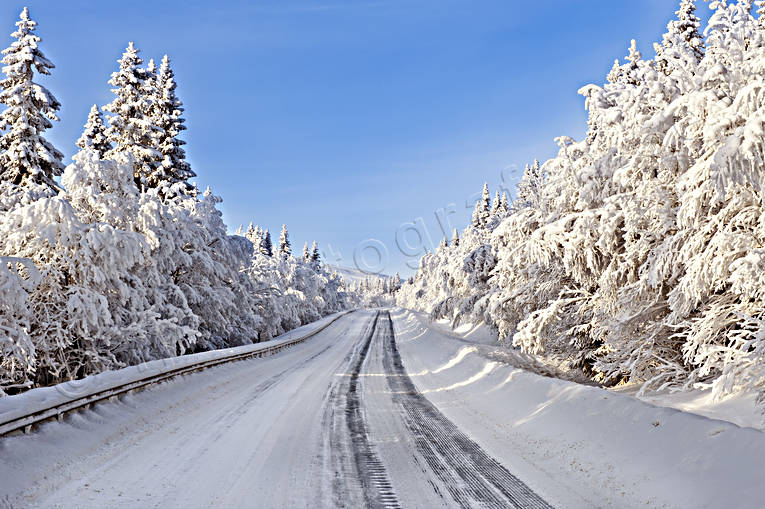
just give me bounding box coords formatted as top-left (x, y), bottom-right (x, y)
top-left (5, 1), bottom-right (712, 276)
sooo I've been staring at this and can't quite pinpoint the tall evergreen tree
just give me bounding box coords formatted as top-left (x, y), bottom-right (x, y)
top-left (303, 241), bottom-right (310, 262)
top-left (392, 272), bottom-right (401, 291)
top-left (151, 55), bottom-right (195, 190)
top-left (471, 200), bottom-right (483, 228)
top-left (472, 182), bottom-right (491, 228)
top-left (103, 42), bottom-right (162, 189)
top-left (248, 224), bottom-right (265, 255)
top-left (76, 104), bottom-right (111, 157)
top-left (655, 0), bottom-right (704, 74)
top-left (279, 224), bottom-right (291, 257)
top-left (263, 229), bottom-right (273, 256)
top-left (254, 225), bottom-right (264, 253)
top-left (0, 7), bottom-right (64, 189)
top-left (145, 57), bottom-right (156, 85)
top-left (491, 190), bottom-right (501, 215)
top-left (516, 160), bottom-right (542, 209)
top-left (311, 240), bottom-right (320, 263)
top-left (245, 222), bottom-right (256, 241)
top-left (608, 40), bottom-right (643, 85)
top-left (471, 182), bottom-right (491, 228)
top-left (452, 228), bottom-right (460, 246)
top-left (481, 183), bottom-right (491, 224)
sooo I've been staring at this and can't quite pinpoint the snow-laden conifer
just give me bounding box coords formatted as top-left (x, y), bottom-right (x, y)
top-left (311, 240), bottom-right (320, 263)
top-left (150, 55), bottom-right (195, 190)
top-left (491, 190), bottom-right (501, 215)
top-left (263, 229), bottom-right (273, 256)
top-left (279, 224), bottom-right (291, 257)
top-left (76, 104), bottom-right (112, 157)
top-left (471, 183), bottom-right (492, 228)
top-left (103, 42), bottom-right (162, 189)
top-left (654, 0), bottom-right (704, 75)
top-left (0, 7), bottom-right (63, 189)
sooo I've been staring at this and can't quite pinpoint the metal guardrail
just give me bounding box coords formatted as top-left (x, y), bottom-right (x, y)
top-left (0, 310), bottom-right (355, 438)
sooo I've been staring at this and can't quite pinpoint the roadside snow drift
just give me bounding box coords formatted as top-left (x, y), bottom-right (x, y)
top-left (391, 308), bottom-right (765, 509)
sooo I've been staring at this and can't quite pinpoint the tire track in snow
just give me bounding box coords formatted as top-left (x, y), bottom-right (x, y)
top-left (346, 312), bottom-right (401, 509)
top-left (322, 311), bottom-right (401, 509)
top-left (380, 311), bottom-right (553, 509)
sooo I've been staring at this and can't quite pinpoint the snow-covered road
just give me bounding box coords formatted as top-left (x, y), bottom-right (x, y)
top-left (0, 310), bottom-right (551, 508)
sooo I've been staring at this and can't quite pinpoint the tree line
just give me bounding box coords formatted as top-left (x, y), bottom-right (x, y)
top-left (397, 0), bottom-right (765, 404)
top-left (0, 7), bottom-right (374, 394)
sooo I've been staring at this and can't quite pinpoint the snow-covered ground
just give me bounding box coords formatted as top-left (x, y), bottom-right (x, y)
top-left (0, 312), bottom-right (375, 508)
top-left (416, 309), bottom-right (765, 431)
top-left (618, 385), bottom-right (763, 432)
top-left (392, 308), bottom-right (765, 508)
top-left (2, 308), bottom-right (764, 508)
top-left (1, 310), bottom-right (550, 508)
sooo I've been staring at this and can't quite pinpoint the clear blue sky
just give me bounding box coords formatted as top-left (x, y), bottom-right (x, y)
top-left (4, 1), bottom-right (712, 276)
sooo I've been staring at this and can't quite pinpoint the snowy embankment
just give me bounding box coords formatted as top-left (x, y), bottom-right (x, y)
top-left (413, 309), bottom-right (765, 430)
top-left (0, 311), bottom-right (348, 428)
top-left (392, 308), bottom-right (765, 509)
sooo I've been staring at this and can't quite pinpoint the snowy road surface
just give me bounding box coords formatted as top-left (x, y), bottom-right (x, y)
top-left (0, 310), bottom-right (552, 508)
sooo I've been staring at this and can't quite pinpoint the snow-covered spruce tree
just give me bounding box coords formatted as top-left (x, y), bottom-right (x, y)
top-left (278, 224), bottom-right (291, 257)
top-left (244, 222), bottom-right (256, 242)
top-left (244, 223), bottom-right (266, 256)
top-left (491, 190), bottom-right (501, 215)
top-left (103, 42), bottom-right (162, 189)
top-left (0, 7), bottom-right (64, 190)
top-left (391, 272), bottom-right (402, 292)
top-left (499, 192), bottom-right (509, 214)
top-left (244, 228), bottom-right (352, 336)
top-left (262, 228), bottom-right (273, 256)
top-left (311, 240), bottom-right (320, 263)
top-left (514, 160), bottom-right (542, 211)
top-left (469, 182), bottom-right (492, 229)
top-left (470, 199), bottom-right (483, 228)
top-left (476, 183), bottom-right (492, 228)
top-left (149, 55), bottom-right (195, 192)
top-left (654, 0), bottom-right (704, 76)
top-left (76, 104), bottom-right (112, 157)
top-left (303, 241), bottom-right (310, 262)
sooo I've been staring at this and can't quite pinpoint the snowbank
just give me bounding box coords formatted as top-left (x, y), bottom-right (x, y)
top-left (392, 308), bottom-right (765, 509)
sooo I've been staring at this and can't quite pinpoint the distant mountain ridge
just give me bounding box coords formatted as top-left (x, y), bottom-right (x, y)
top-left (327, 265), bottom-right (389, 284)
